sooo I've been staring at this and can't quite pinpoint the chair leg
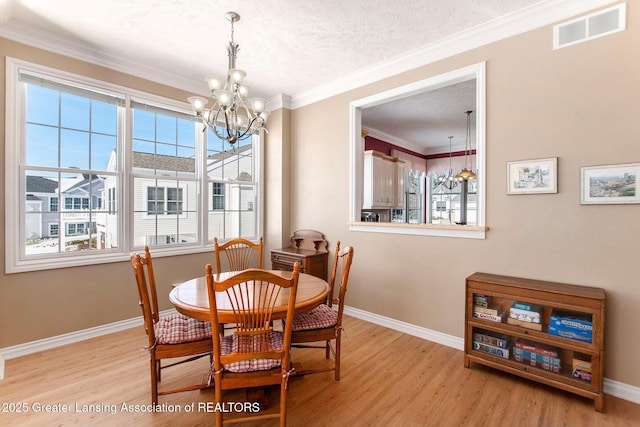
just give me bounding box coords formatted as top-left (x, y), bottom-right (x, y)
top-left (325, 340), bottom-right (331, 359)
top-left (334, 333), bottom-right (342, 382)
top-left (280, 380), bottom-right (287, 427)
top-left (215, 375), bottom-right (223, 427)
top-left (150, 357), bottom-right (159, 405)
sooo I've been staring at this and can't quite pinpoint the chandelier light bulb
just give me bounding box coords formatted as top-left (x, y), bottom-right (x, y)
top-left (187, 96), bottom-right (208, 113)
top-left (238, 84), bottom-right (250, 99)
top-left (215, 90), bottom-right (233, 107)
top-left (250, 98), bottom-right (266, 113)
top-left (228, 69), bottom-right (246, 84)
top-left (206, 76), bottom-right (224, 92)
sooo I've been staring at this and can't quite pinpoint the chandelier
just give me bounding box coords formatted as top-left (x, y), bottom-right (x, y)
top-left (187, 12), bottom-right (269, 146)
top-left (457, 110), bottom-right (476, 180)
top-left (433, 136), bottom-right (462, 190)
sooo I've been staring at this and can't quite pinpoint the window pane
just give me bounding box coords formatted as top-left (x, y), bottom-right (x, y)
top-left (91, 101), bottom-right (117, 134)
top-left (133, 109), bottom-right (155, 140)
top-left (26, 85), bottom-right (59, 126)
top-left (61, 92), bottom-right (90, 131)
top-left (91, 133), bottom-right (117, 171)
top-left (60, 129), bottom-right (90, 169)
top-left (26, 124), bottom-right (59, 167)
top-left (156, 114), bottom-right (176, 144)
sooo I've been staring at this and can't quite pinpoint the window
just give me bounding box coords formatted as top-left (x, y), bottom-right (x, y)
top-left (212, 182), bottom-right (225, 210)
top-left (349, 62), bottom-right (486, 239)
top-left (67, 223), bottom-right (86, 236)
top-left (146, 186), bottom-right (183, 215)
top-left (147, 187), bottom-right (164, 215)
top-left (167, 188), bottom-right (183, 215)
top-left (5, 58), bottom-right (263, 272)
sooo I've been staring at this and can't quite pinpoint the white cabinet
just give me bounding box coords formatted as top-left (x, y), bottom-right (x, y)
top-left (363, 150), bottom-right (406, 209)
top-left (395, 160), bottom-right (406, 208)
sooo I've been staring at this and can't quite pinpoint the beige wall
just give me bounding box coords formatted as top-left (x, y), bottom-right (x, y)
top-left (1, 3), bottom-right (639, 390)
top-left (290, 4), bottom-right (640, 387)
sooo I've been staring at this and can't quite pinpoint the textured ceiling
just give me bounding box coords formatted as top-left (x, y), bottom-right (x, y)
top-left (1, 0), bottom-right (545, 99)
top-left (0, 1), bottom-right (607, 151)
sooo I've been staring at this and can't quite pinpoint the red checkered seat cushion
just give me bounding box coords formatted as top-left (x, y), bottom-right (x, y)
top-left (154, 314), bottom-right (212, 345)
top-left (219, 331), bottom-right (284, 373)
top-left (291, 304), bottom-right (338, 331)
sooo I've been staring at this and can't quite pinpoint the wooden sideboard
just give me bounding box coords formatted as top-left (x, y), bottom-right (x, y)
top-left (271, 230), bottom-right (328, 281)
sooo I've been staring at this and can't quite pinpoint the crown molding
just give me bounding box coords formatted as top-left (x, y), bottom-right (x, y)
top-left (290, 0), bottom-right (620, 109)
top-left (266, 93), bottom-right (293, 111)
top-left (0, 20), bottom-right (205, 96)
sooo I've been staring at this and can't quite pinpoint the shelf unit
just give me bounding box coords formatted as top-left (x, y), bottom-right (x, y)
top-left (464, 272), bottom-right (606, 411)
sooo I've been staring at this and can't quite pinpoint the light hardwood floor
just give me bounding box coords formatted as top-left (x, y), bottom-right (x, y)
top-left (1, 315), bottom-right (639, 426)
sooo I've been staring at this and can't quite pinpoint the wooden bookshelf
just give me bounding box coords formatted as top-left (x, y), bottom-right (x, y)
top-left (464, 272), bottom-right (606, 411)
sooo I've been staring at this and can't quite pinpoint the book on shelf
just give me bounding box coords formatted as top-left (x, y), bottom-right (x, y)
top-left (473, 311), bottom-right (506, 323)
top-left (506, 316), bottom-right (543, 331)
top-left (509, 306), bottom-right (541, 324)
top-left (515, 339), bottom-right (560, 358)
top-left (473, 331), bottom-right (509, 349)
top-left (473, 294), bottom-right (489, 308)
top-left (473, 341), bottom-right (510, 359)
top-left (512, 301), bottom-right (543, 312)
top-left (473, 304), bottom-right (501, 316)
top-left (548, 309), bottom-right (593, 343)
top-left (513, 347), bottom-right (561, 373)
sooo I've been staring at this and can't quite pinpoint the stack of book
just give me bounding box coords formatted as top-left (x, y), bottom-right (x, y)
top-left (473, 331), bottom-right (510, 359)
top-left (548, 309), bottom-right (593, 343)
top-left (572, 353), bottom-right (592, 382)
top-left (513, 340), bottom-right (562, 373)
top-left (507, 301), bottom-right (542, 331)
top-left (473, 295), bottom-right (506, 323)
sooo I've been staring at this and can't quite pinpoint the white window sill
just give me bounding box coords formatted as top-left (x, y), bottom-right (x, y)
top-left (348, 221), bottom-right (488, 239)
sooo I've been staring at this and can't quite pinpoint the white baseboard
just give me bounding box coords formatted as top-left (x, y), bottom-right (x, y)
top-left (1, 306), bottom-right (638, 406)
top-left (0, 309), bottom-right (173, 380)
top-left (342, 305), bottom-right (640, 406)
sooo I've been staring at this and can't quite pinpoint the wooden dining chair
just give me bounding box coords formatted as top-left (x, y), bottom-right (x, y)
top-left (214, 237), bottom-right (263, 273)
top-left (205, 263), bottom-right (300, 427)
top-left (130, 246), bottom-right (213, 404)
top-left (290, 242), bottom-right (354, 381)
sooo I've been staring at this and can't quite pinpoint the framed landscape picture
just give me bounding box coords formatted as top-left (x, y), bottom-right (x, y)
top-left (580, 163), bottom-right (640, 204)
top-left (507, 157), bottom-right (558, 194)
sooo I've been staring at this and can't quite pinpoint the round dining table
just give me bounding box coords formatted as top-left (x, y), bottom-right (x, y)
top-left (169, 270), bottom-right (329, 323)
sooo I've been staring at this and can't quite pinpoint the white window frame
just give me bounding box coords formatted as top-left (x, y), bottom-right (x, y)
top-left (349, 62), bottom-right (487, 239)
top-left (5, 57), bottom-right (264, 273)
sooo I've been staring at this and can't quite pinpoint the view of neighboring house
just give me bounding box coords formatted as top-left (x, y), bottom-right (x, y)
top-left (26, 173), bottom-right (106, 254)
top-left (25, 128), bottom-right (257, 256)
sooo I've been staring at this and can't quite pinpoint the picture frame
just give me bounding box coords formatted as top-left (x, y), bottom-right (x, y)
top-left (507, 157), bottom-right (558, 194)
top-left (580, 163), bottom-right (640, 204)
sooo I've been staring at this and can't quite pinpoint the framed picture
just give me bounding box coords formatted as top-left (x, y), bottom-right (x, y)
top-left (507, 157), bottom-right (558, 194)
top-left (580, 163), bottom-right (640, 204)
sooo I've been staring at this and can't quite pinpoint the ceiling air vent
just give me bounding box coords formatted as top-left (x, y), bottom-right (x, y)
top-left (553, 3), bottom-right (626, 49)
